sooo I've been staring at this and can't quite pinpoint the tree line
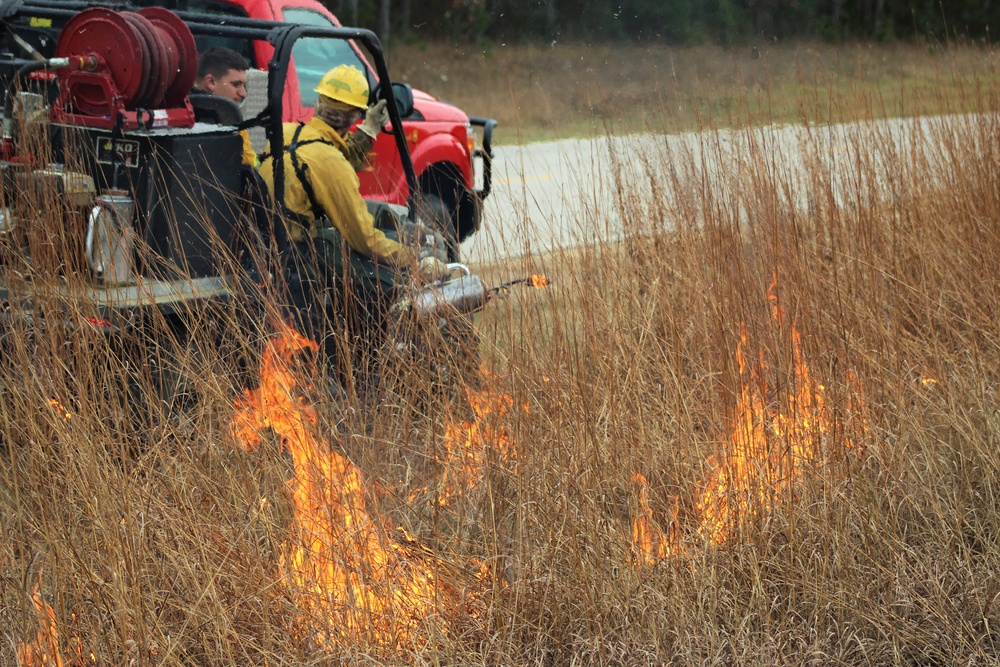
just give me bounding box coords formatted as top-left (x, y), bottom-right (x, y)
top-left (326, 0), bottom-right (1000, 44)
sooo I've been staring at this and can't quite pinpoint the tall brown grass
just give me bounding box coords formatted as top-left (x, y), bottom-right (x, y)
top-left (2, 51), bottom-right (1000, 666)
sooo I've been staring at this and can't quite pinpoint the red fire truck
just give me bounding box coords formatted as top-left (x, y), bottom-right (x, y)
top-left (206, 0), bottom-right (495, 260)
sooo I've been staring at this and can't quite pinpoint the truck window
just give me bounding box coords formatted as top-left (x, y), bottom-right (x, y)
top-left (282, 7), bottom-right (370, 108)
top-left (187, 0), bottom-right (255, 65)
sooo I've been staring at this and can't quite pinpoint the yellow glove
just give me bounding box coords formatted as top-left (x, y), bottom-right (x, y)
top-left (418, 256), bottom-right (450, 282)
top-left (358, 99), bottom-right (389, 139)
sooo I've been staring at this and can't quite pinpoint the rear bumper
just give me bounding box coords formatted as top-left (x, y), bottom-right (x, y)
top-left (0, 276), bottom-right (234, 335)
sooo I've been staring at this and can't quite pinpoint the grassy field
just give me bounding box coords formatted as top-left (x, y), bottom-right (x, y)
top-left (2, 41), bottom-right (1000, 666)
top-left (390, 40), bottom-right (1000, 143)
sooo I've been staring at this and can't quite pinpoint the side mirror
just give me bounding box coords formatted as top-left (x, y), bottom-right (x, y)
top-left (391, 82), bottom-right (414, 118)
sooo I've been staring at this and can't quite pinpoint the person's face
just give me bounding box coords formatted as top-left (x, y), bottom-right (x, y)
top-left (331, 109), bottom-right (362, 138)
top-left (316, 100), bottom-right (362, 137)
top-left (205, 68), bottom-right (247, 104)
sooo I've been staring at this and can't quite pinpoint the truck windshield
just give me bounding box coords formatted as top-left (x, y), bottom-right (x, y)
top-left (187, 0), bottom-right (255, 63)
top-left (283, 8), bottom-right (370, 108)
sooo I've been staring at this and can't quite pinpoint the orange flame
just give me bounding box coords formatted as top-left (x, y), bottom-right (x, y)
top-left (16, 574), bottom-right (94, 667)
top-left (632, 277), bottom-right (866, 560)
top-left (695, 281), bottom-right (838, 545)
top-left (434, 379), bottom-right (518, 506)
top-left (529, 274), bottom-right (549, 288)
top-left (48, 399), bottom-right (71, 421)
top-left (18, 578), bottom-right (64, 667)
top-left (231, 322), bottom-right (441, 646)
top-left (630, 473), bottom-right (675, 563)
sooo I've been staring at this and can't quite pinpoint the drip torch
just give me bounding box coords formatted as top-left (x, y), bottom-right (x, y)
top-left (397, 264), bottom-right (549, 318)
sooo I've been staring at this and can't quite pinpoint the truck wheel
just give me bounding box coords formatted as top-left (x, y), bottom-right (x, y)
top-left (417, 193), bottom-right (460, 262)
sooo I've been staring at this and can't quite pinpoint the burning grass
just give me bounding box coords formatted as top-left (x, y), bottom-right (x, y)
top-left (4, 74), bottom-right (1000, 665)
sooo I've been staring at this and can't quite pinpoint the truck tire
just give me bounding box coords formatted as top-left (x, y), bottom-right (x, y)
top-left (417, 193), bottom-right (460, 262)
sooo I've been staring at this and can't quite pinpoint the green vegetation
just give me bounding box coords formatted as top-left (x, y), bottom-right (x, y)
top-left (2, 44), bottom-right (1000, 666)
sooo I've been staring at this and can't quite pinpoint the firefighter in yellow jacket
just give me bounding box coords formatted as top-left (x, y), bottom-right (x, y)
top-left (259, 65), bottom-right (449, 342)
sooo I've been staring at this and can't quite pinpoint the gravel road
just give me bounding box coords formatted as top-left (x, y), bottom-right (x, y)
top-left (461, 114), bottom-right (988, 264)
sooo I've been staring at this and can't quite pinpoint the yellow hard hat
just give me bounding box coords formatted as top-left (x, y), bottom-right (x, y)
top-left (314, 64), bottom-right (369, 109)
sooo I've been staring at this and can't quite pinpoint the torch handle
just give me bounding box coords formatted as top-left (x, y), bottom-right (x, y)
top-left (446, 262), bottom-right (471, 278)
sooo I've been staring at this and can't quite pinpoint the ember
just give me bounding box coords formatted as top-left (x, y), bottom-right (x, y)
top-left (48, 399), bottom-right (71, 421)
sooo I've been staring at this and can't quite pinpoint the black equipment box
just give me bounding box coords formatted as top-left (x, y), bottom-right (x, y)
top-left (51, 123), bottom-right (243, 278)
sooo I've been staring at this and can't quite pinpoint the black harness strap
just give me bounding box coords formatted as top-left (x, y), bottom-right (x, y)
top-left (260, 123), bottom-right (338, 222)
top-left (265, 125), bottom-right (350, 290)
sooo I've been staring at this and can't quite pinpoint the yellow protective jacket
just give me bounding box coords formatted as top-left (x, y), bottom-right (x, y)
top-left (239, 129), bottom-right (258, 167)
top-left (238, 126), bottom-right (367, 169)
top-left (258, 117), bottom-right (414, 266)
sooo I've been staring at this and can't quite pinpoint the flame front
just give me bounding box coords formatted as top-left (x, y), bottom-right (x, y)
top-left (630, 473), bottom-right (675, 563)
top-left (529, 274), bottom-right (549, 288)
top-left (231, 322), bottom-right (440, 646)
top-left (695, 281), bottom-right (844, 545)
top-left (17, 575), bottom-right (93, 667)
top-left (434, 378), bottom-right (518, 506)
top-left (632, 277), bottom-right (865, 559)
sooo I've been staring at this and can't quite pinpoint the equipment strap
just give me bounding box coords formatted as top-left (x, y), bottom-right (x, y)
top-left (260, 123), bottom-right (338, 223)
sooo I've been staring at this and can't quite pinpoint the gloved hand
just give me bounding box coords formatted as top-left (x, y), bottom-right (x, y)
top-left (418, 256), bottom-right (451, 282)
top-left (358, 99), bottom-right (389, 139)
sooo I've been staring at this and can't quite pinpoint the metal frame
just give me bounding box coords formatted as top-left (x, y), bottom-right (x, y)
top-left (0, 0), bottom-right (420, 213)
top-left (468, 115), bottom-right (496, 200)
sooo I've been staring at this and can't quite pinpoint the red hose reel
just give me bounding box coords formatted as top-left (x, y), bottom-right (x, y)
top-left (52, 7), bottom-right (198, 130)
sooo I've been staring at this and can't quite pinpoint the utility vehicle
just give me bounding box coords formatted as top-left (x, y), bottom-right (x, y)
top-left (0, 0), bottom-right (497, 260)
top-left (0, 0), bottom-right (493, 416)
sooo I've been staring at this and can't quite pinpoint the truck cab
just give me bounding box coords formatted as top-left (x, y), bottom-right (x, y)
top-left (189, 0), bottom-right (495, 260)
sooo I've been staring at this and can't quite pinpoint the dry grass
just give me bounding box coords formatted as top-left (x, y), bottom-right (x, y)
top-left (390, 40), bottom-right (1000, 143)
top-left (2, 53), bottom-right (1000, 666)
